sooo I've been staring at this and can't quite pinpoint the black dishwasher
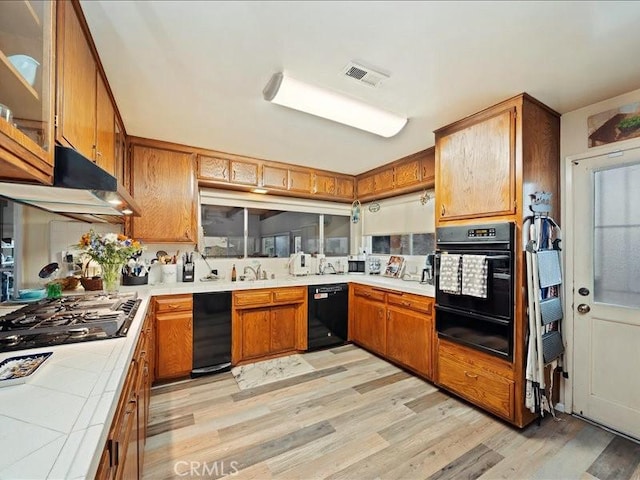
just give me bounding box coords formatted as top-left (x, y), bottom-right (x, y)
top-left (308, 283), bottom-right (349, 351)
top-left (192, 292), bottom-right (232, 376)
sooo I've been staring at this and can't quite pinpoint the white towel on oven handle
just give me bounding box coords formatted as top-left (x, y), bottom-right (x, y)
top-left (461, 254), bottom-right (488, 298)
top-left (438, 253), bottom-right (461, 295)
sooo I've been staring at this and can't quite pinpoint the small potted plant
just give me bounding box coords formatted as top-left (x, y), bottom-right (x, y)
top-left (617, 115), bottom-right (640, 135)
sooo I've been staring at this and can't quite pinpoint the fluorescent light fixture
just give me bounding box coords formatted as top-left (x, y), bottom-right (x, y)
top-left (252, 188), bottom-right (268, 194)
top-left (263, 72), bottom-right (407, 138)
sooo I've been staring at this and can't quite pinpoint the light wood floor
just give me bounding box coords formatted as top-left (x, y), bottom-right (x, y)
top-left (143, 345), bottom-right (640, 480)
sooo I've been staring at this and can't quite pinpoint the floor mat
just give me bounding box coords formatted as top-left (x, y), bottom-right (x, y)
top-left (231, 354), bottom-right (315, 390)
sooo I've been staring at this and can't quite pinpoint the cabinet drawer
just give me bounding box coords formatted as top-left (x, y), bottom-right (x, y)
top-left (273, 287), bottom-right (305, 303)
top-left (386, 292), bottom-right (433, 315)
top-left (154, 294), bottom-right (193, 313)
top-left (234, 290), bottom-right (273, 307)
top-left (352, 285), bottom-right (386, 303)
top-left (438, 352), bottom-right (514, 420)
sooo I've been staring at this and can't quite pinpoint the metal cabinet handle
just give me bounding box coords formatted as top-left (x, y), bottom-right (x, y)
top-left (464, 371), bottom-right (478, 379)
top-left (441, 204), bottom-right (445, 216)
top-left (401, 301), bottom-right (411, 307)
top-left (222, 167), bottom-right (227, 178)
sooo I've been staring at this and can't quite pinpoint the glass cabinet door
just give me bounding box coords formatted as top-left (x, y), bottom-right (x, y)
top-left (0, 0), bottom-right (54, 177)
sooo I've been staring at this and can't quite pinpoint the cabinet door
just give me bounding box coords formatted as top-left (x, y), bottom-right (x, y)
top-left (130, 145), bottom-right (197, 243)
top-left (335, 176), bottom-right (355, 200)
top-left (352, 295), bottom-right (386, 355)
top-left (262, 165), bottom-right (288, 189)
top-left (420, 150), bottom-right (435, 183)
top-left (231, 160), bottom-right (258, 185)
top-left (288, 168), bottom-right (312, 193)
top-left (270, 305), bottom-right (297, 353)
top-left (57, 1), bottom-right (96, 160)
top-left (240, 308), bottom-right (271, 359)
top-left (373, 168), bottom-right (394, 193)
top-left (437, 108), bottom-right (515, 220)
top-left (155, 311), bottom-right (193, 379)
top-left (95, 74), bottom-right (116, 175)
top-left (198, 155), bottom-right (229, 181)
top-left (394, 160), bottom-right (420, 189)
top-left (314, 173), bottom-right (335, 195)
top-left (386, 306), bottom-right (431, 377)
top-left (356, 175), bottom-right (375, 198)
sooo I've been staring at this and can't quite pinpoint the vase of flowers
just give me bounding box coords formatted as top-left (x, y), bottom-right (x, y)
top-left (76, 230), bottom-right (144, 293)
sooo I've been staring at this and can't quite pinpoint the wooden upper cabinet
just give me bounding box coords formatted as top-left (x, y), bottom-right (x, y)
top-left (130, 143), bottom-right (197, 243)
top-left (314, 173), bottom-right (335, 195)
top-left (420, 149), bottom-right (435, 183)
top-left (394, 160), bottom-right (420, 189)
top-left (436, 108), bottom-right (515, 221)
top-left (231, 160), bottom-right (259, 185)
top-left (0, 0), bottom-right (55, 184)
top-left (355, 147), bottom-right (434, 201)
top-left (95, 73), bottom-right (115, 175)
top-left (288, 168), bottom-right (312, 193)
top-left (335, 175), bottom-right (355, 200)
top-left (57, 0), bottom-right (96, 160)
top-left (198, 154), bottom-right (229, 182)
top-left (262, 165), bottom-right (288, 189)
top-left (357, 174), bottom-right (375, 198)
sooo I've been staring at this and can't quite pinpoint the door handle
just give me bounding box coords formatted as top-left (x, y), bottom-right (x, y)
top-left (577, 304), bottom-right (591, 314)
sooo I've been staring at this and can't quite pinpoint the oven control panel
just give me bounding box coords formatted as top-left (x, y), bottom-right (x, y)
top-left (467, 227), bottom-right (496, 238)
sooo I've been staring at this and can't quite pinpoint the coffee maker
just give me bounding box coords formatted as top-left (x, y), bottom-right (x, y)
top-left (421, 253), bottom-right (435, 285)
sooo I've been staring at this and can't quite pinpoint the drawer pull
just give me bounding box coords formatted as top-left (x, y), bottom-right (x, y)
top-left (464, 371), bottom-right (478, 379)
top-left (402, 301), bottom-right (412, 307)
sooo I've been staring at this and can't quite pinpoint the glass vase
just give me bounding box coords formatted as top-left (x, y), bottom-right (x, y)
top-left (100, 262), bottom-right (122, 294)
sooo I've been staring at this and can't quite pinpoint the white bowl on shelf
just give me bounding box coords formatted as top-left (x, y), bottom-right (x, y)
top-left (8, 54), bottom-right (40, 86)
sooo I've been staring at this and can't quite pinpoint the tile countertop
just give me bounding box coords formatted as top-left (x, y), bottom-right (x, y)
top-left (0, 274), bottom-right (433, 479)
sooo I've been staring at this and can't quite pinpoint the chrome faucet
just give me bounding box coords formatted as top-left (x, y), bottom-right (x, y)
top-left (243, 264), bottom-right (261, 280)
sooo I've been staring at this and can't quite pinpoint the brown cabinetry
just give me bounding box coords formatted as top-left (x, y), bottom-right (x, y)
top-left (96, 311), bottom-right (153, 480)
top-left (129, 141), bottom-right (197, 243)
top-left (437, 339), bottom-right (514, 421)
top-left (356, 147), bottom-right (435, 202)
top-left (349, 284), bottom-right (434, 378)
top-left (436, 108), bottom-right (515, 221)
top-left (232, 287), bottom-right (307, 364)
top-left (196, 149), bottom-right (355, 202)
top-left (350, 285), bottom-right (387, 356)
top-left (434, 93), bottom-right (560, 225)
top-left (433, 93), bottom-right (560, 428)
top-left (386, 291), bottom-right (433, 378)
top-left (0, 0), bottom-right (55, 184)
top-left (56, 1), bottom-right (119, 175)
top-left (154, 294), bottom-right (193, 381)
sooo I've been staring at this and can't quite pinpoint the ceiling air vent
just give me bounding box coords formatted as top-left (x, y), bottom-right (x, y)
top-left (343, 61), bottom-right (389, 88)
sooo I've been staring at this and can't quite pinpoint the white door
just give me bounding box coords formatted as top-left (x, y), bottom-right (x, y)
top-left (572, 146), bottom-right (640, 440)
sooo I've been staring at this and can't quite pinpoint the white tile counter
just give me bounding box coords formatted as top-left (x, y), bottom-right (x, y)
top-left (0, 274), bottom-right (433, 479)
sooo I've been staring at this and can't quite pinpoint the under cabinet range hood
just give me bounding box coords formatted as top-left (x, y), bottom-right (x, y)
top-left (0, 146), bottom-right (140, 221)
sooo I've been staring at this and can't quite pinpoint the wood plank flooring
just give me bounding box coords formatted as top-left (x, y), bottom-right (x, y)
top-left (143, 345), bottom-right (640, 479)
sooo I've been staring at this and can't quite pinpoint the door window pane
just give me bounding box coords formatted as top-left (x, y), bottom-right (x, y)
top-left (324, 215), bottom-right (350, 256)
top-left (594, 163), bottom-right (640, 307)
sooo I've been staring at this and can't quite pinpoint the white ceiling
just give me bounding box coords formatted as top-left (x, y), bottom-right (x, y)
top-left (80, 1), bottom-right (640, 175)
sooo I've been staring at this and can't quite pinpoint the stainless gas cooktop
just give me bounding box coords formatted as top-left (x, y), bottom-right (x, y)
top-left (0, 293), bottom-right (141, 352)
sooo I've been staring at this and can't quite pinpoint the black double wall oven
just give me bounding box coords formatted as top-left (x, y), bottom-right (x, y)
top-left (435, 222), bottom-right (515, 360)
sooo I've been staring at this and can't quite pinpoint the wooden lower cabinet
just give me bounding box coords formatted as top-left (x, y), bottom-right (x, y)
top-left (154, 294), bottom-right (193, 381)
top-left (349, 285), bottom-right (434, 379)
top-left (436, 339), bottom-right (515, 421)
top-left (232, 287), bottom-right (306, 364)
top-left (351, 289), bottom-right (387, 356)
top-left (96, 312), bottom-right (154, 480)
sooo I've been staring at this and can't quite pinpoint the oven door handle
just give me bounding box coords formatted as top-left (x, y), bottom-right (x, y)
top-left (486, 255), bottom-right (510, 261)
